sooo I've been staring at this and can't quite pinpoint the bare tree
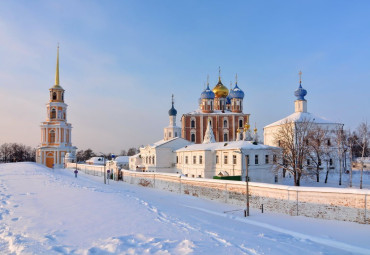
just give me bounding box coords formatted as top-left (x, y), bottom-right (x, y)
top-left (273, 118), bottom-right (314, 186)
top-left (356, 122), bottom-right (369, 189)
top-left (347, 129), bottom-right (357, 187)
top-left (334, 125), bottom-right (346, 186)
top-left (307, 126), bottom-right (330, 182)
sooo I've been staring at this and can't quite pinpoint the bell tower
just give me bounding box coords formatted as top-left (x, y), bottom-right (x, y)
top-left (36, 46), bottom-right (77, 168)
top-left (164, 95), bottom-right (181, 141)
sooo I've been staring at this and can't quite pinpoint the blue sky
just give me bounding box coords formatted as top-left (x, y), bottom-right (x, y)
top-left (0, 0), bottom-right (369, 153)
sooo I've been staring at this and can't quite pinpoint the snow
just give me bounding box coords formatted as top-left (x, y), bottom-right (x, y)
top-left (1, 162), bottom-right (370, 254)
top-left (264, 111), bottom-right (340, 128)
top-left (114, 156), bottom-right (129, 163)
top-left (176, 140), bottom-right (278, 152)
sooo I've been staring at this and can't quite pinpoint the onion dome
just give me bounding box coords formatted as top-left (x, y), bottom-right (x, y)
top-left (294, 82), bottom-right (307, 100)
top-left (212, 77), bottom-right (229, 98)
top-left (229, 83), bottom-right (244, 99)
top-left (200, 84), bottom-right (215, 99)
top-left (294, 71), bottom-right (307, 100)
top-left (168, 95), bottom-right (177, 116)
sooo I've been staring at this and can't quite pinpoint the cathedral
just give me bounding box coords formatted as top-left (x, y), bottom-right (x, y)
top-left (181, 69), bottom-right (250, 144)
top-left (36, 47), bottom-right (77, 168)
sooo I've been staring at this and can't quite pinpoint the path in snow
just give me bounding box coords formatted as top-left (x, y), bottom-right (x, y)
top-left (0, 162), bottom-right (369, 255)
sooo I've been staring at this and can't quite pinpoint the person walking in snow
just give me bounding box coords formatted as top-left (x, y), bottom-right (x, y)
top-left (74, 170), bottom-right (78, 178)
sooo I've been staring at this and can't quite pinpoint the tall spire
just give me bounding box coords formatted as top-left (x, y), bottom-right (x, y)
top-left (298, 70), bottom-right (302, 87)
top-left (203, 117), bottom-right (215, 144)
top-left (218, 66), bottom-right (221, 82)
top-left (55, 44), bottom-right (60, 86)
top-left (235, 73), bottom-right (238, 84)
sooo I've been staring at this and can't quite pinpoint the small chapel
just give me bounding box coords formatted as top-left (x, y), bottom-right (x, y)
top-left (36, 46), bottom-right (77, 168)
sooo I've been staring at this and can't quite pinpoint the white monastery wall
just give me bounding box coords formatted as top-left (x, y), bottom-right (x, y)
top-left (66, 163), bottom-right (370, 224)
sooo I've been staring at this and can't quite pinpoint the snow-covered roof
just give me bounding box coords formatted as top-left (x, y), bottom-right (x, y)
top-left (184, 109), bottom-right (249, 115)
top-left (114, 156), bottom-right (129, 163)
top-left (149, 137), bottom-right (189, 148)
top-left (176, 140), bottom-right (279, 152)
top-left (264, 112), bottom-right (342, 128)
top-left (86, 157), bottom-right (105, 164)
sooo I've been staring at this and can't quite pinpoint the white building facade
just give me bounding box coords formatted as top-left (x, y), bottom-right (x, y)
top-left (263, 74), bottom-right (348, 173)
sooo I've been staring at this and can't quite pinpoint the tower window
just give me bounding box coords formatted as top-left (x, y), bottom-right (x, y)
top-left (193, 156), bottom-right (196, 164)
top-left (199, 155), bottom-right (203, 164)
top-left (61, 93), bottom-right (64, 101)
top-left (191, 120), bottom-right (195, 128)
top-left (239, 119), bottom-right (243, 128)
top-left (52, 92), bottom-right (57, 100)
top-left (233, 155), bottom-right (237, 165)
top-left (255, 155), bottom-right (259, 165)
top-left (223, 119), bottom-right (228, 128)
top-left (224, 155), bottom-right (228, 164)
top-left (223, 133), bottom-right (228, 141)
top-left (51, 108), bottom-right (56, 119)
top-left (265, 155), bottom-right (269, 164)
top-left (50, 130), bottom-right (55, 143)
top-left (191, 133), bottom-right (195, 142)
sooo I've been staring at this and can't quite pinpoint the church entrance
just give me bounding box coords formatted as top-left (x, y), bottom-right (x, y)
top-left (46, 152), bottom-right (54, 168)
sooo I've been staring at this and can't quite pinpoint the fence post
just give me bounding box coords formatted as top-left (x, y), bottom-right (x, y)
top-left (365, 194), bottom-right (368, 224)
top-left (225, 183), bottom-right (228, 203)
top-left (296, 190), bottom-right (299, 216)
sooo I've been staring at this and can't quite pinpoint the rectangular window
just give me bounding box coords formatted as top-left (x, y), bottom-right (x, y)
top-left (176, 156), bottom-right (178, 164)
top-left (273, 154), bottom-right (277, 163)
top-left (233, 155), bottom-right (237, 165)
top-left (216, 155), bottom-right (219, 164)
top-left (199, 155), bottom-right (203, 164)
top-left (265, 155), bottom-right (269, 164)
top-left (185, 156), bottom-right (188, 164)
top-left (255, 155), bottom-right (259, 165)
top-left (224, 155), bottom-right (228, 164)
top-left (193, 156), bottom-right (196, 164)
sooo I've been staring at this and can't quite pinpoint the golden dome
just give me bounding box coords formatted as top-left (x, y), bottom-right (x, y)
top-left (212, 78), bottom-right (229, 98)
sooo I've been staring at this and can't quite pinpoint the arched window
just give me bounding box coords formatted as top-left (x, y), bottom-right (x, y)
top-left (191, 133), bottom-right (195, 142)
top-left (224, 133), bottom-right (228, 141)
top-left (52, 92), bottom-right (57, 100)
top-left (239, 119), bottom-right (243, 128)
top-left (51, 108), bottom-right (56, 119)
top-left (61, 92), bottom-right (64, 101)
top-left (223, 119), bottom-right (228, 128)
top-left (191, 120), bottom-right (195, 128)
top-left (50, 130), bottom-right (55, 143)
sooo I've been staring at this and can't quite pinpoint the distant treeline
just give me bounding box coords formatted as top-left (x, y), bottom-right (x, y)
top-left (0, 143), bottom-right (36, 163)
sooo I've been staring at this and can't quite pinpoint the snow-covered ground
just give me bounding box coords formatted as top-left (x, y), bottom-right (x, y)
top-left (1, 163), bottom-right (370, 255)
